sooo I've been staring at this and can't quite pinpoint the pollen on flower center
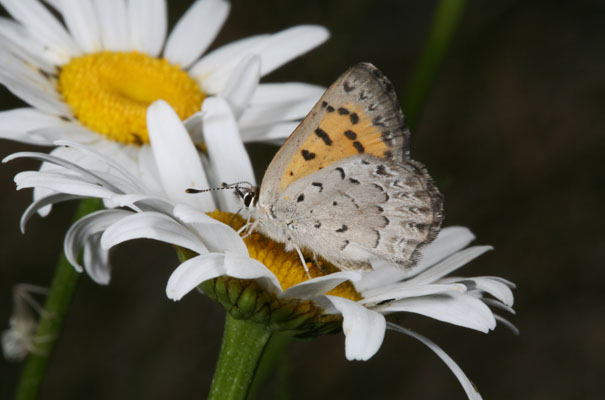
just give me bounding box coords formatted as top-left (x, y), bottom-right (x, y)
top-left (58, 51), bottom-right (205, 145)
top-left (208, 210), bottom-right (362, 302)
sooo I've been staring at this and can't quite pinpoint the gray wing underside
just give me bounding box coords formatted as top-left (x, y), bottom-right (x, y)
top-left (276, 156), bottom-right (444, 270)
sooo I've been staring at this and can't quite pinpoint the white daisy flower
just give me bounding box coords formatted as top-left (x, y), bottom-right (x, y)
top-left (0, 0), bottom-right (328, 210)
top-left (5, 140), bottom-right (515, 400)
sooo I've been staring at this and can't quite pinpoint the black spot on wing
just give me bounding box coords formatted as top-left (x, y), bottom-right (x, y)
top-left (314, 128), bottom-right (332, 145)
top-left (343, 81), bottom-right (354, 92)
top-left (336, 224), bottom-right (348, 233)
top-left (353, 141), bottom-right (365, 153)
top-left (349, 113), bottom-right (359, 124)
top-left (341, 240), bottom-right (350, 250)
top-left (338, 107), bottom-right (349, 115)
top-left (327, 105), bottom-right (335, 112)
top-left (297, 194), bottom-right (305, 203)
top-left (335, 167), bottom-right (345, 179)
top-left (349, 178), bottom-right (360, 185)
top-left (301, 150), bottom-right (316, 160)
top-left (311, 182), bottom-right (323, 192)
top-left (375, 165), bottom-right (388, 175)
top-left (344, 130), bottom-right (357, 140)
top-left (373, 229), bottom-right (381, 248)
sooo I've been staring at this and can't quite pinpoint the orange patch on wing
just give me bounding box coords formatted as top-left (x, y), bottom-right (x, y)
top-left (281, 102), bottom-right (389, 190)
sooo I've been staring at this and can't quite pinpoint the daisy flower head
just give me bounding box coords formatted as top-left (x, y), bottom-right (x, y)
top-left (6, 142), bottom-right (516, 400)
top-left (0, 0), bottom-right (328, 209)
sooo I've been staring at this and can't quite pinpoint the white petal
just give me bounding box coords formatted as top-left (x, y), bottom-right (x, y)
top-left (60, 0), bottom-right (102, 52)
top-left (189, 34), bottom-right (269, 85)
top-left (416, 226), bottom-right (476, 273)
top-left (0, 16), bottom-right (58, 70)
top-left (482, 298), bottom-right (516, 315)
top-left (201, 97), bottom-right (255, 212)
top-left (100, 211), bottom-right (208, 255)
top-left (323, 296), bottom-right (385, 361)
top-left (239, 121), bottom-right (299, 143)
top-left (14, 171), bottom-right (120, 200)
top-left (127, 0), bottom-right (166, 56)
top-left (166, 253), bottom-right (224, 300)
top-left (64, 209), bottom-right (132, 273)
top-left (52, 140), bottom-right (144, 193)
top-left (164, 0), bottom-right (230, 69)
top-left (199, 26), bottom-right (328, 93)
top-left (20, 193), bottom-right (81, 232)
top-left (360, 283), bottom-right (467, 306)
top-left (147, 100), bottom-right (215, 210)
top-left (0, 55), bottom-right (70, 116)
top-left (31, 146), bottom-right (77, 217)
top-left (387, 322), bottom-right (483, 400)
top-left (0, 108), bottom-right (65, 145)
top-left (220, 55), bottom-right (260, 120)
top-left (93, 0), bottom-right (131, 51)
top-left (135, 144), bottom-right (167, 198)
top-left (461, 277), bottom-right (515, 307)
top-left (356, 226), bottom-right (477, 293)
top-left (494, 315), bottom-right (520, 335)
top-left (83, 232), bottom-right (112, 284)
top-left (238, 83), bottom-right (324, 127)
top-left (280, 271), bottom-right (361, 300)
top-left (255, 25), bottom-right (329, 77)
top-left (183, 111), bottom-right (205, 143)
top-left (405, 246), bottom-right (493, 286)
top-left (379, 291), bottom-right (496, 333)
top-left (7, 151), bottom-right (123, 193)
top-left (222, 251), bottom-right (281, 291)
top-left (166, 251), bottom-right (280, 300)
top-left (0, 0), bottom-right (79, 62)
top-left (28, 124), bottom-right (100, 144)
top-left (173, 203), bottom-right (248, 255)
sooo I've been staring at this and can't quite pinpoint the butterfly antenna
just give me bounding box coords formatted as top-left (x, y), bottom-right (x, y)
top-left (186, 181), bottom-right (253, 194)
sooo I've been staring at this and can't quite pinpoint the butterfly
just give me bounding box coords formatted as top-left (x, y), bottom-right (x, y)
top-left (237, 62), bottom-right (444, 272)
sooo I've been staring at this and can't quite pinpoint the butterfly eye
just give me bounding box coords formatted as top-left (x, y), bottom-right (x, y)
top-left (243, 192), bottom-right (254, 208)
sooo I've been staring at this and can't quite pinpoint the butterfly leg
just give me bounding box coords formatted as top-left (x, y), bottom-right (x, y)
top-left (293, 244), bottom-right (312, 279)
top-left (240, 220), bottom-right (259, 239)
top-left (237, 214), bottom-right (254, 236)
top-left (312, 253), bottom-right (326, 273)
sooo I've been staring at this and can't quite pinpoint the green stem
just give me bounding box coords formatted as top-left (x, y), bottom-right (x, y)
top-left (208, 314), bottom-right (273, 400)
top-left (248, 333), bottom-right (292, 400)
top-left (15, 198), bottom-right (104, 400)
top-left (403, 0), bottom-right (468, 129)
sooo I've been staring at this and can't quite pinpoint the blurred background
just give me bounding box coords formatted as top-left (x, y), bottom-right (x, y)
top-left (1, 0), bottom-right (604, 399)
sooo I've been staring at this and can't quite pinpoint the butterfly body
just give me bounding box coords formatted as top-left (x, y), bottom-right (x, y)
top-left (243, 63), bottom-right (443, 271)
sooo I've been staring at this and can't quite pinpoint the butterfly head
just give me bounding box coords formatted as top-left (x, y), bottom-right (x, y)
top-left (234, 184), bottom-right (259, 210)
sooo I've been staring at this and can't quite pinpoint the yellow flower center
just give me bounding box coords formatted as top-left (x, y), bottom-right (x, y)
top-left (208, 210), bottom-right (362, 302)
top-left (58, 51), bottom-right (205, 145)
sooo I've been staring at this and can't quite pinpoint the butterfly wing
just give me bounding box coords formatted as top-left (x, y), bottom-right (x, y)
top-left (258, 62), bottom-right (410, 206)
top-left (275, 155), bottom-right (443, 270)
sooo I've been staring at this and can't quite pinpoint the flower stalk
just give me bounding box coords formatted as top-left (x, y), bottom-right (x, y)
top-left (208, 314), bottom-right (272, 400)
top-left (15, 198), bottom-right (104, 400)
top-left (403, 0), bottom-right (468, 129)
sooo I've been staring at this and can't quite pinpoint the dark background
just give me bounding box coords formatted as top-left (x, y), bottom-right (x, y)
top-left (1, 0), bottom-right (604, 399)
